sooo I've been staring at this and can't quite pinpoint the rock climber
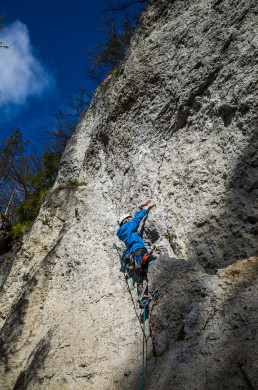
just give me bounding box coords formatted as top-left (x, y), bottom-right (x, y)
top-left (117, 200), bottom-right (156, 278)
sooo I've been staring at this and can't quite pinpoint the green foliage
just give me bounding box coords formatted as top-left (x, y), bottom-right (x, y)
top-left (0, 129), bottom-right (25, 177)
top-left (40, 215), bottom-right (50, 226)
top-left (10, 221), bottom-right (33, 242)
top-left (42, 245), bottom-right (48, 250)
top-left (0, 212), bottom-right (12, 230)
top-left (87, 14), bottom-right (135, 82)
top-left (8, 150), bottom-right (60, 242)
top-left (164, 232), bottom-right (171, 240)
top-left (14, 151), bottom-right (60, 224)
top-left (88, 1), bottom-right (147, 82)
top-left (111, 60), bottom-right (122, 75)
top-left (27, 151), bottom-right (61, 191)
top-left (15, 189), bottom-right (46, 223)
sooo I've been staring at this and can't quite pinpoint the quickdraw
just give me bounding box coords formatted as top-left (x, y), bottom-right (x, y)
top-left (139, 288), bottom-right (160, 309)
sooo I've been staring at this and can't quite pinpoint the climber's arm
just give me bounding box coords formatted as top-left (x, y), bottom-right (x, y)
top-left (132, 200), bottom-right (156, 230)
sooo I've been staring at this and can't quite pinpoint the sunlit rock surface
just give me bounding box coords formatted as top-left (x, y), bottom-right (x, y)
top-left (0, 0), bottom-right (257, 389)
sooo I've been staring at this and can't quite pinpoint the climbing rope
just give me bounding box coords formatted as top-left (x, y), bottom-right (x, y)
top-left (114, 244), bottom-right (147, 390)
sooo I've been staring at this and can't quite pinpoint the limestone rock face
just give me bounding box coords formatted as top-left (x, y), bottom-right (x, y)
top-left (147, 255), bottom-right (258, 390)
top-left (0, 1), bottom-right (257, 389)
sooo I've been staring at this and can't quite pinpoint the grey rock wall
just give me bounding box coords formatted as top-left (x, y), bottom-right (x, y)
top-left (0, 0), bottom-right (257, 389)
top-left (147, 254), bottom-right (258, 390)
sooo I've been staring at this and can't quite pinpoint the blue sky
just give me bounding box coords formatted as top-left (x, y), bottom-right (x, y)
top-left (0, 0), bottom-right (113, 143)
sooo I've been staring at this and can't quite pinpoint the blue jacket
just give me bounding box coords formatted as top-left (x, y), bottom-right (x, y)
top-left (117, 209), bottom-right (147, 254)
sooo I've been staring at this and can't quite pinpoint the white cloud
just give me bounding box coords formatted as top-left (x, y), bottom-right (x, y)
top-left (0, 21), bottom-right (55, 111)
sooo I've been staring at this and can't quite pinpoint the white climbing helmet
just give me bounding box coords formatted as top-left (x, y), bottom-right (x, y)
top-left (118, 214), bottom-right (132, 226)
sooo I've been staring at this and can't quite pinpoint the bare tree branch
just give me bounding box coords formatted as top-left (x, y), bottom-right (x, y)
top-left (86, 13), bottom-right (135, 82)
top-left (0, 16), bottom-right (9, 49)
top-left (102, 0), bottom-right (147, 13)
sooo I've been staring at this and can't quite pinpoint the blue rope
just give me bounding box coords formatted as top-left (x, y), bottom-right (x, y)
top-left (116, 246), bottom-right (146, 390)
top-left (142, 307), bottom-right (145, 390)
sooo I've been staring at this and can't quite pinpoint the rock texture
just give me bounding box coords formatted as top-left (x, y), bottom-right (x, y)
top-left (147, 255), bottom-right (258, 390)
top-left (0, 0), bottom-right (257, 389)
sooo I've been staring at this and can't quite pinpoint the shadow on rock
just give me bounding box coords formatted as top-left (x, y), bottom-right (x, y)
top-left (185, 120), bottom-right (258, 274)
top-left (13, 330), bottom-right (52, 390)
top-left (137, 254), bottom-right (258, 390)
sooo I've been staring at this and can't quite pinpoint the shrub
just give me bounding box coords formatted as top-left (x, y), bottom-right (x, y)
top-left (10, 221), bottom-right (33, 242)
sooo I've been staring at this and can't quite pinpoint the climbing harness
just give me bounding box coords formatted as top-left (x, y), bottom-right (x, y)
top-left (133, 249), bottom-right (143, 269)
top-left (113, 243), bottom-right (159, 390)
top-left (123, 248), bottom-right (149, 270)
top-left (123, 251), bottom-right (134, 269)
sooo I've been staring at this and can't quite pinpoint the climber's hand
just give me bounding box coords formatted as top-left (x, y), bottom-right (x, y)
top-left (139, 200), bottom-right (151, 208)
top-left (145, 202), bottom-right (156, 211)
